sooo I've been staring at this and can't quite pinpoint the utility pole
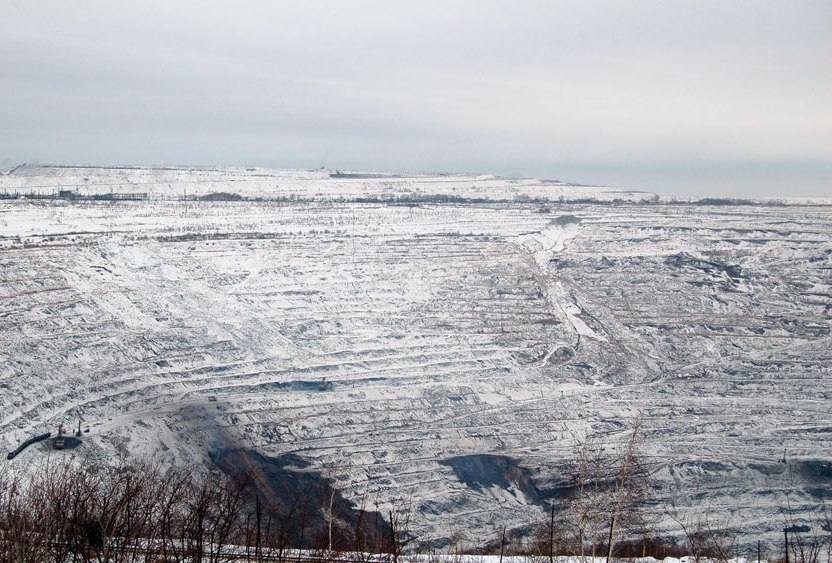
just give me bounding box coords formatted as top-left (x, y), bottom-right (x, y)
top-left (389, 510), bottom-right (398, 563)
top-left (499, 525), bottom-right (506, 563)
top-left (549, 504), bottom-right (555, 563)
top-left (255, 494), bottom-right (261, 561)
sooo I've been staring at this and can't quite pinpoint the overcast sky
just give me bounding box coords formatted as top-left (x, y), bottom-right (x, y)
top-left (2, 1), bottom-right (830, 197)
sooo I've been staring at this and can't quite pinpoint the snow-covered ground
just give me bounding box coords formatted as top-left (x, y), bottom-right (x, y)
top-left (1, 166), bottom-right (830, 552)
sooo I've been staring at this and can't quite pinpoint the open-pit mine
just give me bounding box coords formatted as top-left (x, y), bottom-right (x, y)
top-left (1, 165), bottom-right (830, 551)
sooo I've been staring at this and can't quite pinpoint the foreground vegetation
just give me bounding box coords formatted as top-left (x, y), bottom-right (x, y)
top-left (1, 433), bottom-right (829, 563)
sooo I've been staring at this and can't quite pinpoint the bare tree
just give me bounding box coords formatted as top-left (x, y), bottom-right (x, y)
top-left (667, 504), bottom-right (740, 563)
top-left (556, 424), bottom-right (650, 562)
top-left (564, 436), bottom-right (609, 560)
top-left (603, 425), bottom-right (650, 563)
top-left (0, 469), bottom-right (53, 563)
top-left (1, 455), bottom-right (407, 562)
top-left (666, 505), bottom-right (709, 563)
top-left (781, 499), bottom-right (826, 563)
top-left (385, 496), bottom-right (414, 563)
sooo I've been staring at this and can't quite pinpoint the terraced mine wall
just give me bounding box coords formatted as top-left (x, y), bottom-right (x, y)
top-left (1, 165), bottom-right (830, 551)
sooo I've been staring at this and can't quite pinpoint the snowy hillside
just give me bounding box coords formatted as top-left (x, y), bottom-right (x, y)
top-left (1, 165), bottom-right (830, 551)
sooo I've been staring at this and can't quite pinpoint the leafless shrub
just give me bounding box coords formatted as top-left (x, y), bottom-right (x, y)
top-left (781, 499), bottom-right (827, 563)
top-left (666, 505), bottom-right (740, 563)
top-left (552, 424), bottom-right (651, 562)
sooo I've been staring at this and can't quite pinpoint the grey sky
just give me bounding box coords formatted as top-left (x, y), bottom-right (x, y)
top-left (2, 1), bottom-right (830, 197)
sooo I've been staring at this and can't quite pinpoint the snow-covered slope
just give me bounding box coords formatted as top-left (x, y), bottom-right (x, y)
top-left (1, 166), bottom-right (830, 551)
